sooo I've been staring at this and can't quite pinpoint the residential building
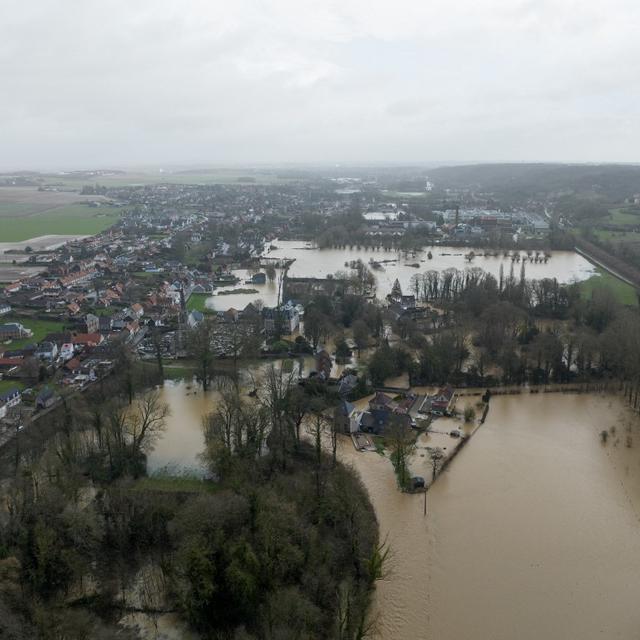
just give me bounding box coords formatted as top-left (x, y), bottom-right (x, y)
top-left (36, 387), bottom-right (57, 410)
top-left (81, 314), bottom-right (99, 334)
top-left (427, 385), bottom-right (456, 415)
top-left (36, 341), bottom-right (59, 361)
top-left (0, 323), bottom-right (33, 340)
top-left (187, 310), bottom-right (204, 328)
top-left (0, 387), bottom-right (21, 419)
top-left (334, 400), bottom-right (359, 434)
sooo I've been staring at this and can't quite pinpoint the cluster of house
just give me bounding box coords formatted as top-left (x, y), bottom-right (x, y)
top-left (302, 348), bottom-right (359, 395)
top-left (0, 320), bottom-right (118, 414)
top-left (187, 299), bottom-right (304, 338)
top-left (354, 202), bottom-right (550, 242)
top-left (0, 281), bottom-right (153, 420)
top-left (334, 386), bottom-right (456, 435)
top-left (438, 208), bottom-right (550, 239)
top-left (0, 382), bottom-right (85, 421)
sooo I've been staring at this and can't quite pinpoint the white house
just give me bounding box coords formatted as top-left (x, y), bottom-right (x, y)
top-left (60, 343), bottom-right (75, 361)
top-left (0, 388), bottom-right (21, 419)
top-left (282, 301), bottom-right (300, 333)
top-left (36, 341), bottom-right (59, 362)
top-left (187, 310), bottom-right (204, 328)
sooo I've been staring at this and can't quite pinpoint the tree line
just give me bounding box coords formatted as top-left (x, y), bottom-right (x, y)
top-left (0, 341), bottom-right (381, 638)
top-left (367, 266), bottom-right (640, 399)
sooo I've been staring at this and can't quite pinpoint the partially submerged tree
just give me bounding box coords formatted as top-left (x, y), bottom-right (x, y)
top-left (187, 318), bottom-right (216, 391)
top-left (387, 418), bottom-right (415, 490)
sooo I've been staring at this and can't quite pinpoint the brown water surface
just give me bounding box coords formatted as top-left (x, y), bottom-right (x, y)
top-left (340, 394), bottom-right (640, 640)
top-left (153, 386), bottom-right (640, 639)
top-left (208, 242), bottom-right (596, 310)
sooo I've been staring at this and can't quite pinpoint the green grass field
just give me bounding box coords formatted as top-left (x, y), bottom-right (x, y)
top-left (162, 363), bottom-right (195, 380)
top-left (594, 229), bottom-right (640, 244)
top-left (141, 360), bottom-right (195, 381)
top-left (579, 268), bottom-right (638, 306)
top-left (0, 379), bottom-right (26, 394)
top-left (186, 293), bottom-right (211, 313)
top-left (0, 202), bottom-right (40, 216)
top-left (607, 208), bottom-right (640, 226)
top-left (3, 316), bottom-right (65, 348)
top-left (95, 307), bottom-right (117, 317)
top-left (0, 204), bottom-right (120, 242)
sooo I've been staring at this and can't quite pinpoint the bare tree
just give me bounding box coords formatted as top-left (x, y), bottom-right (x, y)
top-left (128, 390), bottom-right (170, 455)
top-left (150, 325), bottom-right (164, 379)
top-left (187, 318), bottom-right (216, 391)
top-left (260, 365), bottom-right (299, 469)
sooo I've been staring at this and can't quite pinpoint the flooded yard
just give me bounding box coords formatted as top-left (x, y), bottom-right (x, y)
top-left (341, 393), bottom-right (640, 640)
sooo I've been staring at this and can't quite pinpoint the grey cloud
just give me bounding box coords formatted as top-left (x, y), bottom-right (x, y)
top-left (1, 0), bottom-right (640, 169)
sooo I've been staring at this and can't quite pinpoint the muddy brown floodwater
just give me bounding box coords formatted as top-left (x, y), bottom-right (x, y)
top-left (151, 386), bottom-right (640, 639)
top-left (340, 393), bottom-right (640, 640)
top-left (208, 242), bottom-right (596, 311)
top-left (147, 380), bottom-right (216, 474)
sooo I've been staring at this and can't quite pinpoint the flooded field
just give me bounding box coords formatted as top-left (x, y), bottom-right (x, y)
top-left (149, 355), bottom-right (358, 472)
top-left (341, 393), bottom-right (640, 640)
top-left (208, 241), bottom-right (596, 310)
top-left (150, 385), bottom-right (640, 639)
top-left (147, 380), bottom-right (214, 474)
top-left (149, 354), bottom-right (356, 471)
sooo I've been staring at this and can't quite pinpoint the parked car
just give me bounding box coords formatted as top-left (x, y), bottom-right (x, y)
top-left (449, 430), bottom-right (461, 438)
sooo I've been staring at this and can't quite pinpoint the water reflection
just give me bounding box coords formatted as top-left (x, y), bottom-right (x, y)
top-left (147, 379), bottom-right (214, 474)
top-left (207, 241), bottom-right (596, 311)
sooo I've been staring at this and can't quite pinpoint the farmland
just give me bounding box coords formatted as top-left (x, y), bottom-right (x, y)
top-left (2, 169), bottom-right (299, 189)
top-left (0, 186), bottom-right (110, 216)
top-left (0, 205), bottom-right (120, 242)
top-left (0, 186), bottom-right (121, 241)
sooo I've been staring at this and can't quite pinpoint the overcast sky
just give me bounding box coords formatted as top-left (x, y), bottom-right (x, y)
top-left (2, 0), bottom-right (639, 170)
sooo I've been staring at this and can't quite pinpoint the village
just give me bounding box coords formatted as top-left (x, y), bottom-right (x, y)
top-left (0, 210), bottom-right (471, 479)
top-left (0, 177), bottom-right (552, 444)
top-left (0, 172), bottom-right (622, 501)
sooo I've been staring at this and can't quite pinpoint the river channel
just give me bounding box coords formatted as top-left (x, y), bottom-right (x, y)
top-left (150, 386), bottom-right (640, 639)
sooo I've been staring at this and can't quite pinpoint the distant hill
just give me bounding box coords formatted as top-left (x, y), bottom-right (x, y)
top-left (428, 163), bottom-right (640, 200)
